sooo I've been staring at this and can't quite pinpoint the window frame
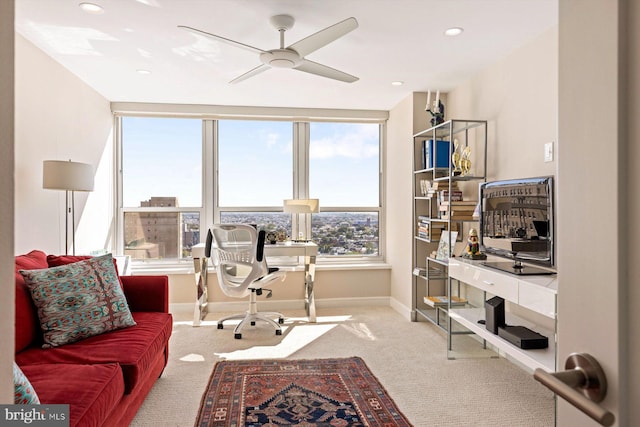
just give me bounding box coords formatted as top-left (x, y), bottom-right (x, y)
top-left (114, 109), bottom-right (386, 268)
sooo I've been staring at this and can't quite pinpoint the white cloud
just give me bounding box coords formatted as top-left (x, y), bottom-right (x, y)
top-left (310, 126), bottom-right (379, 160)
top-left (265, 132), bottom-right (279, 148)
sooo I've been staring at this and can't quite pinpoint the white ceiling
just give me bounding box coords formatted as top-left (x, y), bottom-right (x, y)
top-left (15, 0), bottom-right (558, 111)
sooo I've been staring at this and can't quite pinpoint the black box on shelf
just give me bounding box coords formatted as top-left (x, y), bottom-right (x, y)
top-left (484, 296), bottom-right (505, 334)
top-left (498, 325), bottom-right (549, 349)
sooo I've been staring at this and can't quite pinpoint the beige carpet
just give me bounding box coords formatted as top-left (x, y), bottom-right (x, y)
top-left (130, 306), bottom-right (554, 427)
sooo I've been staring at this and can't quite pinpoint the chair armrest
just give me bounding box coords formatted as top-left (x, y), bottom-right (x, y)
top-left (121, 275), bottom-right (169, 313)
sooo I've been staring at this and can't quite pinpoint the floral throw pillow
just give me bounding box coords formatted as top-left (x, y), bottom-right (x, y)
top-left (20, 253), bottom-right (136, 348)
top-left (13, 362), bottom-right (40, 404)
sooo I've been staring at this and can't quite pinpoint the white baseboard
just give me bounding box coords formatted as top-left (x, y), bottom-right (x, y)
top-left (389, 297), bottom-right (413, 321)
top-left (170, 296), bottom-right (391, 316)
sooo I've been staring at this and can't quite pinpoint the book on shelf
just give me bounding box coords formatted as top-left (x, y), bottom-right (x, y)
top-left (417, 219), bottom-right (446, 228)
top-left (417, 221), bottom-right (446, 239)
top-left (439, 207), bottom-right (476, 214)
top-left (431, 181), bottom-right (458, 189)
top-left (413, 267), bottom-right (427, 277)
top-left (424, 295), bottom-right (467, 307)
top-left (439, 200), bottom-right (478, 207)
top-left (439, 201), bottom-right (478, 220)
top-left (439, 214), bottom-right (476, 221)
top-left (425, 181), bottom-right (458, 198)
top-left (418, 179), bottom-right (431, 196)
top-left (437, 190), bottom-right (463, 203)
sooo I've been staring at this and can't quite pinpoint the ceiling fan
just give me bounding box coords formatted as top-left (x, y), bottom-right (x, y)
top-left (178, 15), bottom-right (359, 84)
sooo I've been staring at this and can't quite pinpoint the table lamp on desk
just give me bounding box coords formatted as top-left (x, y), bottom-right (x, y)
top-left (283, 198), bottom-right (319, 242)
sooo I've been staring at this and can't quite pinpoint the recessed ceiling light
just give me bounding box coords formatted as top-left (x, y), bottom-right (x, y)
top-left (79, 2), bottom-right (104, 14)
top-left (391, 81), bottom-right (404, 86)
top-left (136, 69), bottom-right (152, 75)
top-left (444, 27), bottom-right (464, 37)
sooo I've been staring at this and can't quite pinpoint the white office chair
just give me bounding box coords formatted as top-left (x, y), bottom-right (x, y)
top-left (210, 224), bottom-right (286, 339)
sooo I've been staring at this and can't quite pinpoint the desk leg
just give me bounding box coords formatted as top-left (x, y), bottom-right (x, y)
top-left (193, 257), bottom-right (209, 327)
top-left (304, 255), bottom-right (317, 322)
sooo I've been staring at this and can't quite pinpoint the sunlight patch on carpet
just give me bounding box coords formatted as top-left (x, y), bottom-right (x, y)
top-left (341, 322), bottom-right (377, 340)
top-left (179, 353), bottom-right (206, 362)
top-left (173, 314), bottom-right (353, 328)
top-left (215, 323), bottom-right (338, 360)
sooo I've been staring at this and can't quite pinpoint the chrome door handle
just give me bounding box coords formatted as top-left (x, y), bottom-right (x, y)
top-left (533, 353), bottom-right (614, 426)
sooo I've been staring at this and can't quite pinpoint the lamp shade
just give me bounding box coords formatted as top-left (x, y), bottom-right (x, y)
top-left (283, 199), bottom-right (320, 214)
top-left (43, 160), bottom-right (94, 191)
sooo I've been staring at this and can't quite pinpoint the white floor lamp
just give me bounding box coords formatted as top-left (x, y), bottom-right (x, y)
top-left (43, 160), bottom-right (94, 255)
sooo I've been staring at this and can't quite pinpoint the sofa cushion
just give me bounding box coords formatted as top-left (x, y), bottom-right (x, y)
top-left (46, 254), bottom-right (93, 267)
top-left (20, 363), bottom-right (124, 427)
top-left (15, 250), bottom-right (48, 352)
top-left (15, 311), bottom-right (172, 394)
top-left (13, 362), bottom-right (40, 404)
top-left (15, 250), bottom-right (49, 276)
top-left (19, 254), bottom-right (136, 348)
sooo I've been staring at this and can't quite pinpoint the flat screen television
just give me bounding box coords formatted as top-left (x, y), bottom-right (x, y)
top-left (479, 176), bottom-right (556, 275)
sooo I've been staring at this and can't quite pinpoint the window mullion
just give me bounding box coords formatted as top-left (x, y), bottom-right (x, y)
top-left (293, 122), bottom-right (311, 239)
top-left (115, 115), bottom-right (124, 255)
top-left (204, 120), bottom-right (215, 232)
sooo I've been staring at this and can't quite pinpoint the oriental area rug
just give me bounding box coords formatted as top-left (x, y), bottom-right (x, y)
top-left (194, 357), bottom-right (413, 427)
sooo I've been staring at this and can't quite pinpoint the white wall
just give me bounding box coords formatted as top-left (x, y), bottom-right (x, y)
top-left (447, 27), bottom-right (558, 181)
top-left (14, 34), bottom-right (113, 255)
top-left (168, 268), bottom-right (391, 308)
top-left (386, 93), bottom-right (432, 317)
top-left (0, 1), bottom-right (14, 404)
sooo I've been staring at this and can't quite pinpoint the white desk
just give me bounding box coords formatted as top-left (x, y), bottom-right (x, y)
top-left (264, 241), bottom-right (318, 322)
top-left (192, 241), bottom-right (318, 323)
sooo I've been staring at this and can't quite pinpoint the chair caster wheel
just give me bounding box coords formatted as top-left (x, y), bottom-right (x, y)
top-left (217, 323), bottom-right (223, 329)
top-left (278, 318), bottom-right (284, 324)
top-left (251, 321), bottom-right (256, 326)
top-left (276, 330), bottom-right (282, 336)
top-left (234, 333), bottom-right (242, 339)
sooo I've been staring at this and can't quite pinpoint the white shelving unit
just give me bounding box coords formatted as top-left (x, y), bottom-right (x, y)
top-left (411, 119), bottom-right (487, 329)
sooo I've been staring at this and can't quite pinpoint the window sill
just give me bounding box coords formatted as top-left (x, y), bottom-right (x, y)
top-left (130, 260), bottom-right (391, 276)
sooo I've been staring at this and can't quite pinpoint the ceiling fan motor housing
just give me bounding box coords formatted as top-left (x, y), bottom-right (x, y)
top-left (260, 49), bottom-right (302, 68)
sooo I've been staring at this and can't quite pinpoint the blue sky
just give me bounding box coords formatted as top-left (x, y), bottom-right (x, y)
top-left (122, 117), bottom-right (379, 208)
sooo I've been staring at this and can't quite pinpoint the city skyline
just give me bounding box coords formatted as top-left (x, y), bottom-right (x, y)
top-left (124, 196), bottom-right (378, 259)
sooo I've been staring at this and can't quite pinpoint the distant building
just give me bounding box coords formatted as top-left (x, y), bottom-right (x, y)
top-left (124, 197), bottom-right (179, 259)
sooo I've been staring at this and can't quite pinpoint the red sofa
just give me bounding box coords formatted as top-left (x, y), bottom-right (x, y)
top-left (14, 250), bottom-right (173, 427)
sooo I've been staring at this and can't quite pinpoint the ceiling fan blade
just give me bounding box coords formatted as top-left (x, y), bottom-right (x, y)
top-left (294, 59), bottom-right (358, 83)
top-left (229, 64), bottom-right (270, 84)
top-left (178, 25), bottom-right (265, 54)
top-left (287, 17), bottom-right (358, 57)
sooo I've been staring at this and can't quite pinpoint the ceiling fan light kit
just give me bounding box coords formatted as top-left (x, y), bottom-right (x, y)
top-left (179, 14), bottom-right (359, 83)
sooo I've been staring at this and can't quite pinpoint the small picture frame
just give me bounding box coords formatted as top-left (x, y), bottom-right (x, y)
top-left (435, 231), bottom-right (458, 261)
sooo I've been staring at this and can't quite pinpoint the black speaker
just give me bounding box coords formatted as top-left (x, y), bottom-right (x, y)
top-left (485, 296), bottom-right (505, 334)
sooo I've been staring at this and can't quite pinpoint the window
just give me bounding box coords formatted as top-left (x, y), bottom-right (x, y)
top-left (117, 115), bottom-right (383, 263)
top-left (309, 123), bottom-right (380, 256)
top-left (120, 117), bottom-right (203, 260)
top-left (218, 120), bottom-right (292, 207)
